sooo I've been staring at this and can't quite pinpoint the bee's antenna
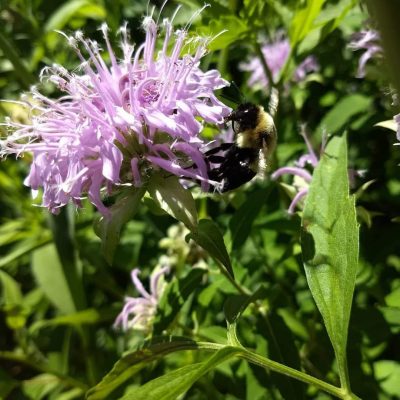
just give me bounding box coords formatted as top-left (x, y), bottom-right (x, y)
top-left (268, 87), bottom-right (279, 117)
top-left (231, 81), bottom-right (246, 103)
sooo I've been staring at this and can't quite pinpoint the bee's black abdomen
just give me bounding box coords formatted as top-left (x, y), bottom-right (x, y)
top-left (207, 144), bottom-right (258, 192)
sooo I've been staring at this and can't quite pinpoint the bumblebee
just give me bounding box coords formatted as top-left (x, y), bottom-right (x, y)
top-left (205, 92), bottom-right (278, 193)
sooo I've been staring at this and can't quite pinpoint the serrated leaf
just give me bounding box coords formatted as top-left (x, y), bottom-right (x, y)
top-left (148, 174), bottom-right (198, 230)
top-left (229, 189), bottom-right (271, 250)
top-left (187, 219), bottom-right (234, 279)
top-left (153, 268), bottom-right (206, 334)
top-left (301, 134), bottom-right (359, 389)
top-left (120, 347), bottom-right (239, 400)
top-left (94, 187), bottom-right (146, 264)
top-left (86, 337), bottom-right (204, 400)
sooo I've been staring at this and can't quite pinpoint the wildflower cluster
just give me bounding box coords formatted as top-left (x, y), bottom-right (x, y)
top-left (0, 10), bottom-right (230, 215)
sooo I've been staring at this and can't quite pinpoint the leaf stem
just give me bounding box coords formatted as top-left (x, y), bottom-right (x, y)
top-left (195, 343), bottom-right (359, 399)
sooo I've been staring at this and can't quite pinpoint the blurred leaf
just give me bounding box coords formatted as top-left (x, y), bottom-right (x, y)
top-left (32, 244), bottom-right (76, 314)
top-left (120, 347), bottom-right (238, 400)
top-left (301, 135), bottom-right (359, 389)
top-left (290, 0), bottom-right (326, 48)
top-left (44, 0), bottom-right (106, 32)
top-left (22, 373), bottom-right (60, 400)
top-left (48, 207), bottom-right (85, 310)
top-left (229, 188), bottom-right (271, 250)
top-left (0, 269), bottom-right (22, 305)
top-left (153, 268), bottom-right (206, 334)
top-left (0, 32), bottom-right (35, 88)
top-left (148, 174), bottom-right (198, 230)
top-left (94, 187), bottom-right (146, 264)
top-left (0, 369), bottom-right (18, 399)
top-left (86, 337), bottom-right (205, 400)
top-left (0, 233), bottom-right (52, 269)
top-left (187, 219), bottom-right (234, 279)
top-left (30, 307), bottom-right (116, 333)
top-left (197, 16), bottom-right (249, 50)
top-left (385, 287), bottom-right (400, 308)
top-left (374, 360), bottom-right (400, 397)
top-left (318, 94), bottom-right (372, 135)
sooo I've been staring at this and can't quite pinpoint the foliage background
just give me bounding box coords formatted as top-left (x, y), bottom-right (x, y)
top-left (0, 0), bottom-right (399, 399)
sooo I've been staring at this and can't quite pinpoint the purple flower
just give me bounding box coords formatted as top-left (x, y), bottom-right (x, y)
top-left (239, 32), bottom-right (318, 88)
top-left (348, 29), bottom-right (382, 78)
top-left (272, 128), bottom-right (323, 214)
top-left (0, 8), bottom-right (230, 215)
top-left (114, 265), bottom-right (169, 332)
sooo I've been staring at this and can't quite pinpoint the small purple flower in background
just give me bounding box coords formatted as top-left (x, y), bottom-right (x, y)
top-left (271, 128), bottom-right (323, 214)
top-left (348, 29), bottom-right (382, 78)
top-left (114, 265), bottom-right (169, 332)
top-left (239, 32), bottom-right (318, 89)
top-left (0, 7), bottom-right (230, 215)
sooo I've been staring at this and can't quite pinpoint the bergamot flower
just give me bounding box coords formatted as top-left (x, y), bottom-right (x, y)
top-left (0, 7), bottom-right (230, 215)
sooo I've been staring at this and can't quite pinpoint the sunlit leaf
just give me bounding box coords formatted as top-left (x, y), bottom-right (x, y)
top-left (301, 134), bottom-right (359, 389)
top-left (148, 174), bottom-right (198, 231)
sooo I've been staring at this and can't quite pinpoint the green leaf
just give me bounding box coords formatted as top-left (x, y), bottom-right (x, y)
top-left (44, 0), bottom-right (106, 32)
top-left (120, 347), bottom-right (239, 400)
top-left (374, 360), bottom-right (400, 397)
top-left (318, 94), bottom-right (372, 135)
top-left (229, 189), bottom-right (271, 250)
top-left (86, 337), bottom-right (204, 400)
top-left (48, 207), bottom-right (85, 310)
top-left (301, 134), bottom-right (359, 390)
top-left (94, 187), bottom-right (146, 264)
top-left (32, 244), bottom-right (77, 314)
top-left (187, 219), bottom-right (234, 279)
top-left (153, 268), bottom-right (206, 334)
top-left (148, 174), bottom-right (198, 230)
top-left (29, 308), bottom-right (116, 333)
top-left (0, 269), bottom-right (22, 305)
top-left (290, 0), bottom-right (326, 48)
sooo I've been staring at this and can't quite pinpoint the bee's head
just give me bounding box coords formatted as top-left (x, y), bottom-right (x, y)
top-left (224, 103), bottom-right (260, 133)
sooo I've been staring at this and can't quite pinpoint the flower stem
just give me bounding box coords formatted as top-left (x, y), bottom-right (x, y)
top-left (254, 41), bottom-right (275, 94)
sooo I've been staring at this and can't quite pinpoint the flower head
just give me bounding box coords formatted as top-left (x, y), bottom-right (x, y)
top-left (114, 265), bottom-right (169, 332)
top-left (239, 32), bottom-right (318, 89)
top-left (271, 128), bottom-right (323, 214)
top-left (348, 29), bottom-right (382, 78)
top-left (1, 9), bottom-right (230, 215)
